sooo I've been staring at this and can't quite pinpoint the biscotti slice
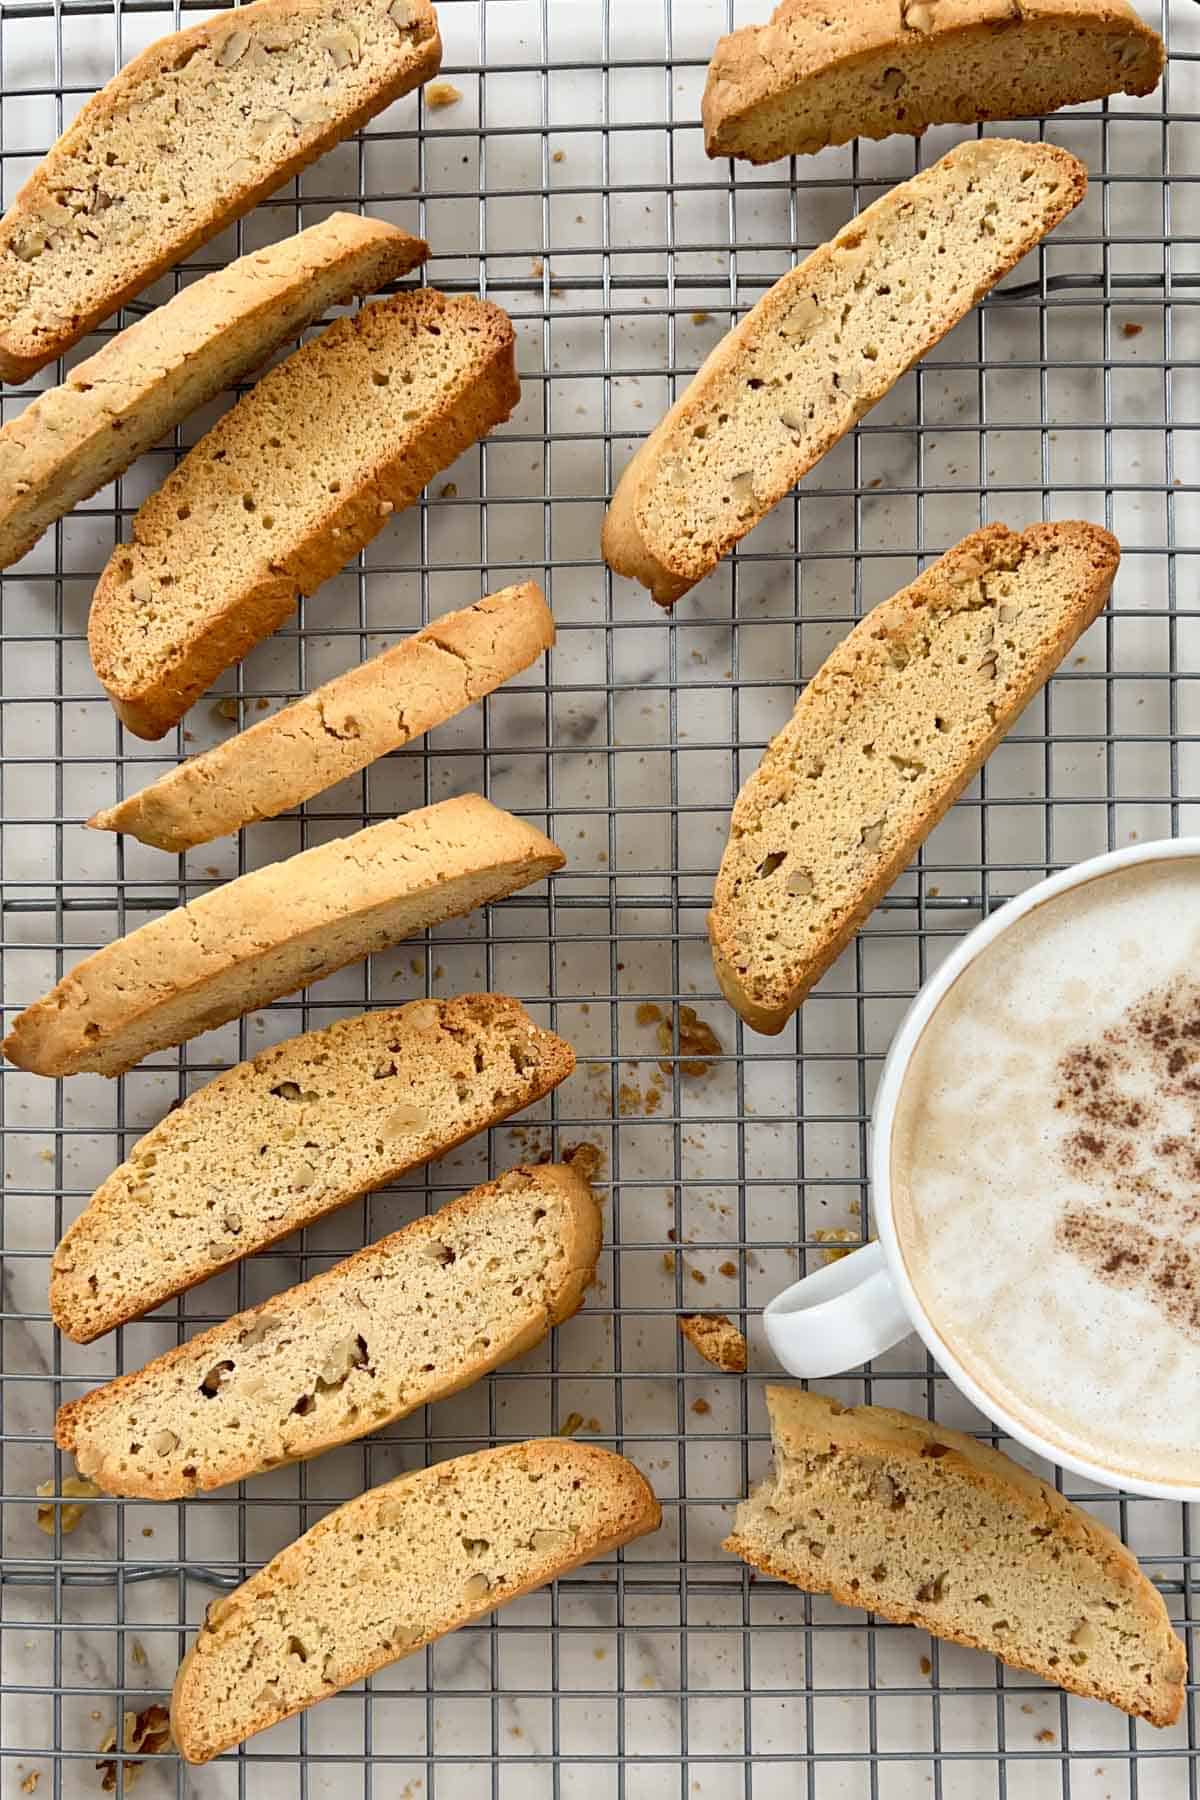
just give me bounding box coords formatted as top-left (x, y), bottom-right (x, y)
top-left (0, 215), bottom-right (428, 571)
top-left (90, 583), bottom-right (554, 851)
top-left (703, 0), bottom-right (1164, 165)
top-left (172, 1439), bottom-right (660, 1761)
top-left (48, 996), bottom-right (574, 1340)
top-left (88, 288), bottom-right (519, 739)
top-left (602, 140), bottom-right (1085, 607)
top-left (0, 0), bottom-right (441, 382)
top-left (57, 1162), bottom-right (599, 1490)
top-left (710, 522), bottom-right (1118, 1033)
top-left (725, 1388), bottom-right (1186, 1725)
top-left (3, 795), bottom-right (564, 1080)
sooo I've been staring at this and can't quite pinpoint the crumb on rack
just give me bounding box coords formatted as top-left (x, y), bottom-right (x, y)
top-left (636, 1001), bottom-right (663, 1026)
top-left (96, 1706), bottom-right (172, 1793)
top-left (425, 80), bottom-right (462, 108)
top-left (656, 1006), bottom-right (722, 1078)
top-left (679, 1314), bottom-right (748, 1373)
top-left (812, 1228), bottom-right (862, 1266)
top-left (35, 1475), bottom-right (100, 1536)
top-left (559, 1411), bottom-right (585, 1437)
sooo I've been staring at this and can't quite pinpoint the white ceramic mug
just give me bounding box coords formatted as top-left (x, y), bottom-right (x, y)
top-left (764, 836), bottom-right (1200, 1501)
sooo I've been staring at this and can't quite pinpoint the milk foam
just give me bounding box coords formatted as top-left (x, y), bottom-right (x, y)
top-left (891, 856), bottom-right (1200, 1488)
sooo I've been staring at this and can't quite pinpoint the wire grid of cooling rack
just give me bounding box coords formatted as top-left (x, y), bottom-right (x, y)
top-left (1, 0), bottom-right (1198, 1794)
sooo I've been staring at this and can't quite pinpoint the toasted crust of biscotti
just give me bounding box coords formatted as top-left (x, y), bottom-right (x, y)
top-left (703, 0), bottom-right (1164, 165)
top-left (88, 288), bottom-right (520, 739)
top-left (709, 523), bottom-right (1118, 1034)
top-left (0, 0), bottom-right (441, 381)
top-left (601, 140), bottom-right (1085, 606)
top-left (56, 1162), bottom-right (600, 1494)
top-left (0, 215), bottom-right (427, 570)
top-left (3, 794), bottom-right (564, 1080)
top-left (172, 1439), bottom-right (661, 1762)
top-left (48, 995), bottom-right (575, 1340)
top-left (90, 583), bottom-right (554, 851)
top-left (725, 1388), bottom-right (1186, 1725)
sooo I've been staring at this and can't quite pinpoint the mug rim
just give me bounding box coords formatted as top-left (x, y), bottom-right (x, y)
top-left (869, 834), bottom-right (1200, 1501)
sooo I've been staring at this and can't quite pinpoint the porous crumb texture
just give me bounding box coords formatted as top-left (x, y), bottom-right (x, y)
top-left (725, 1388), bottom-right (1187, 1726)
top-left (48, 995), bottom-right (575, 1341)
top-left (2, 794), bottom-right (566, 1080)
top-left (91, 582), bottom-right (554, 851)
top-left (679, 1314), bottom-right (748, 1372)
top-left (0, 0), bottom-right (441, 380)
top-left (703, 0), bottom-right (1164, 165)
top-left (601, 139), bottom-right (1086, 606)
top-left (0, 214), bottom-right (428, 570)
top-left (171, 1439), bottom-right (662, 1762)
top-left (709, 522), bottom-right (1119, 1033)
top-left (88, 287), bottom-right (520, 738)
top-left (56, 1162), bottom-right (601, 1495)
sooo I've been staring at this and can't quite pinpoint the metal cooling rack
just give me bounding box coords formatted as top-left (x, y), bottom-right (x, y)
top-left (1, 0), bottom-right (1197, 1793)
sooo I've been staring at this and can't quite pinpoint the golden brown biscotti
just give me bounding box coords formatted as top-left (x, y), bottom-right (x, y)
top-left (703, 0), bottom-right (1164, 165)
top-left (0, 215), bottom-right (428, 570)
top-left (48, 995), bottom-right (575, 1341)
top-left (57, 1162), bottom-right (600, 1492)
top-left (679, 1314), bottom-right (748, 1372)
top-left (3, 795), bottom-right (564, 1080)
top-left (89, 289), bottom-right (520, 739)
top-left (709, 522), bottom-right (1118, 1034)
top-left (0, 0), bottom-right (441, 382)
top-left (725, 1388), bottom-right (1187, 1725)
top-left (90, 583), bottom-right (554, 851)
top-left (601, 139), bottom-right (1085, 607)
top-left (172, 1439), bottom-right (661, 1762)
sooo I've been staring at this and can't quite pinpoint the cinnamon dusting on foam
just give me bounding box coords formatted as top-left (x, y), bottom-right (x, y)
top-left (1054, 980), bottom-right (1200, 1339)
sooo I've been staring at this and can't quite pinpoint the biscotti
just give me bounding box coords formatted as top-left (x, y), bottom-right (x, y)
top-left (703, 0), bottom-right (1164, 165)
top-left (602, 140), bottom-right (1085, 607)
top-left (49, 996), bottom-right (574, 1340)
top-left (0, 215), bottom-right (427, 570)
top-left (4, 795), bottom-right (564, 1079)
top-left (57, 1162), bottom-right (600, 1491)
top-left (91, 583), bottom-right (554, 851)
top-left (172, 1439), bottom-right (660, 1761)
top-left (725, 1388), bottom-right (1186, 1725)
top-left (709, 522), bottom-right (1118, 1033)
top-left (88, 288), bottom-right (519, 739)
top-left (0, 0), bottom-right (441, 382)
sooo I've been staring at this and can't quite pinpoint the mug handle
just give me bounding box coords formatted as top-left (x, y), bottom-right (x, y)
top-left (764, 1240), bottom-right (914, 1378)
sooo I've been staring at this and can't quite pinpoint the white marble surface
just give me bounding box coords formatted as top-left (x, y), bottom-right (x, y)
top-left (1, 0), bottom-right (1198, 1794)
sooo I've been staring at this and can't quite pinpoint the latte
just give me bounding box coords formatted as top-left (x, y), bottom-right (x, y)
top-left (891, 855), bottom-right (1200, 1489)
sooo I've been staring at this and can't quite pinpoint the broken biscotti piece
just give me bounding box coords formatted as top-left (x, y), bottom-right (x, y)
top-left (679, 1314), bottom-right (748, 1372)
top-left (0, 215), bottom-right (428, 570)
top-left (171, 1440), bottom-right (660, 1762)
top-left (709, 522), bottom-right (1118, 1034)
top-left (3, 795), bottom-right (564, 1080)
top-left (703, 0), bottom-right (1164, 165)
top-left (88, 288), bottom-right (520, 739)
top-left (57, 1162), bottom-right (600, 1491)
top-left (725, 1388), bottom-right (1187, 1725)
top-left (90, 583), bottom-right (554, 851)
top-left (601, 140), bottom-right (1085, 607)
top-left (48, 996), bottom-right (574, 1340)
top-left (0, 0), bottom-right (441, 381)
